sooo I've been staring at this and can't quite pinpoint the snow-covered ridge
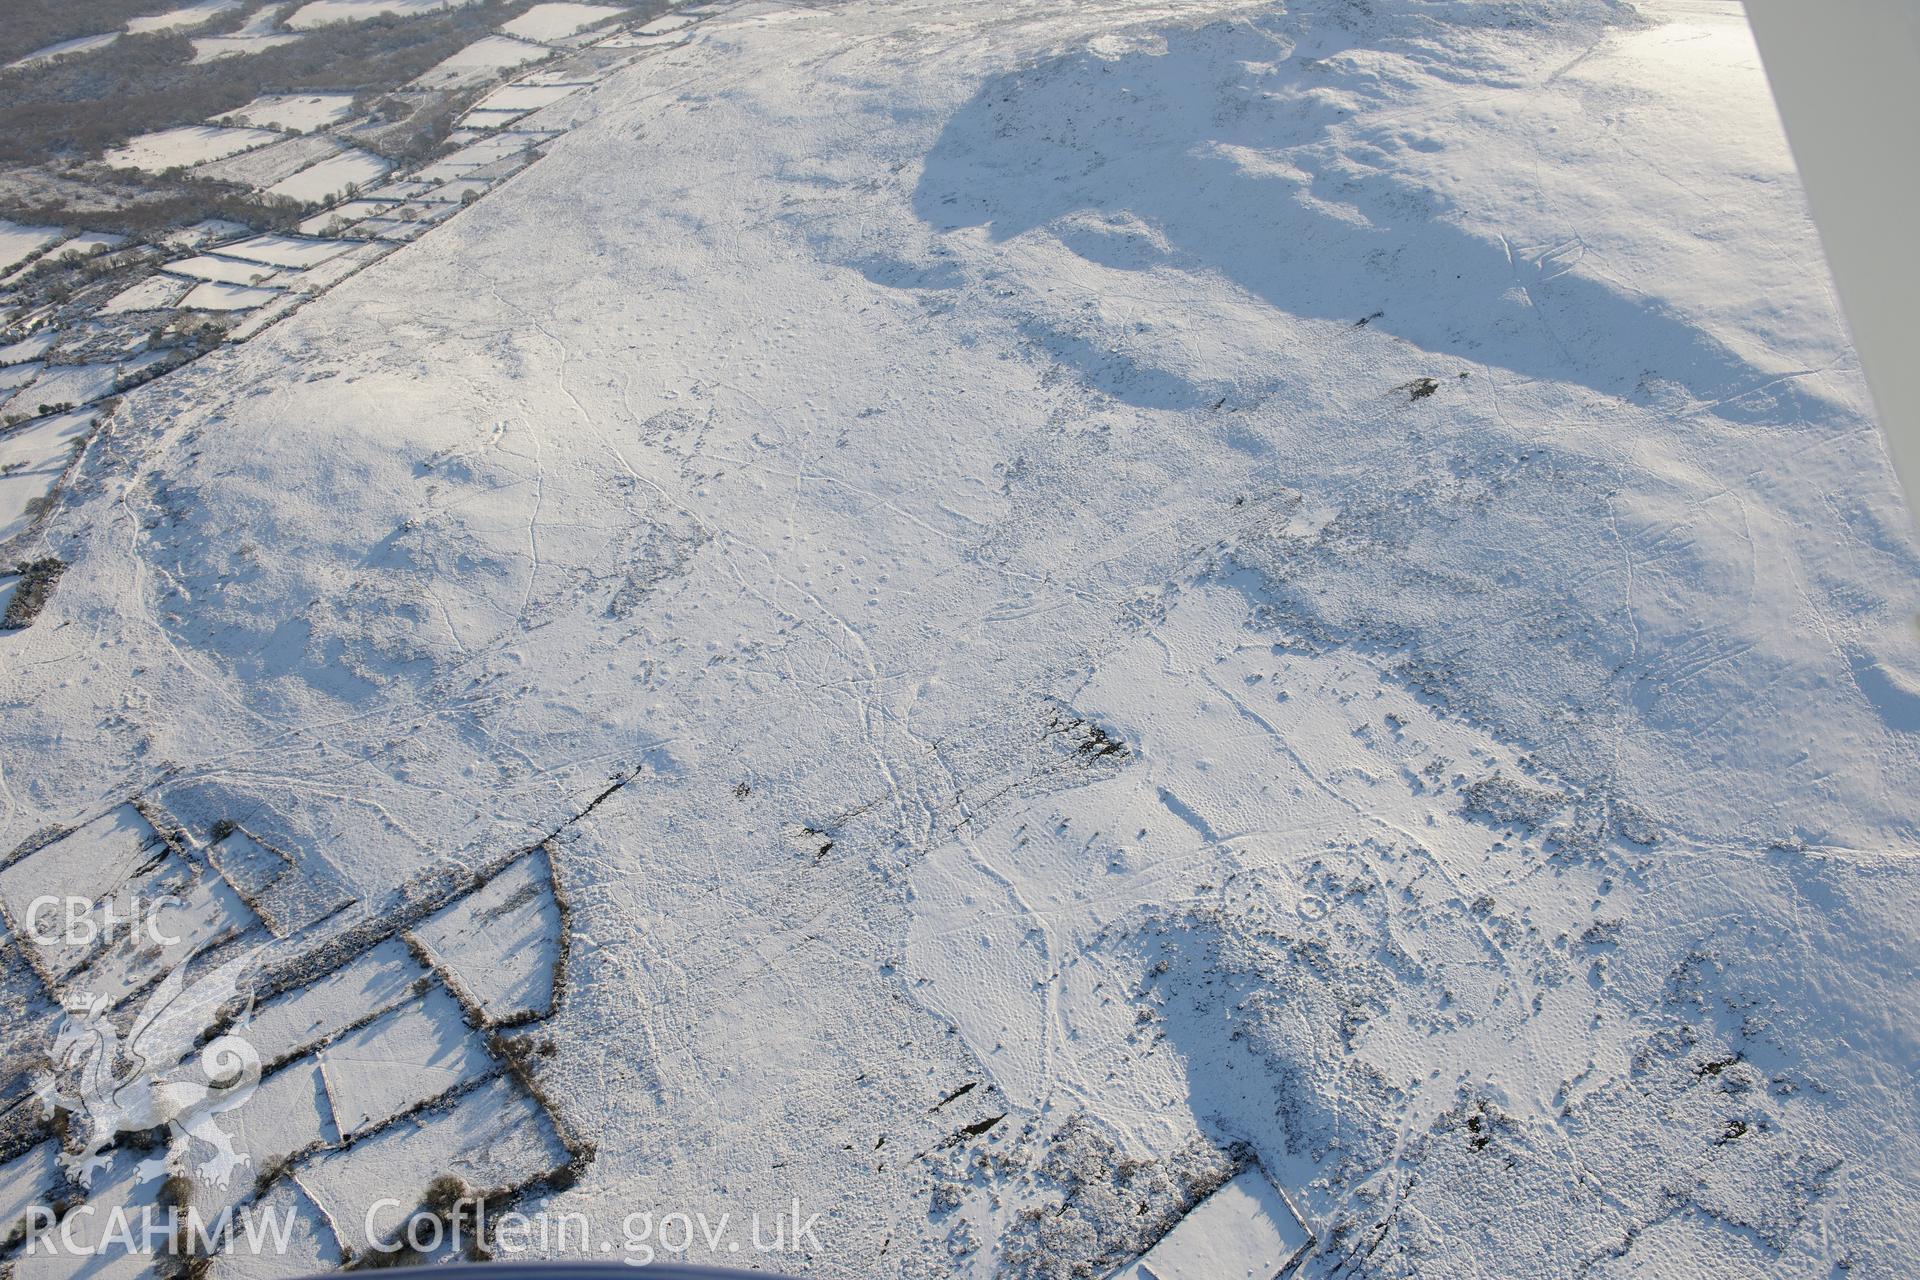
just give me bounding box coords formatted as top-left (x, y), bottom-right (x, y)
top-left (2, 0), bottom-right (1917, 1275)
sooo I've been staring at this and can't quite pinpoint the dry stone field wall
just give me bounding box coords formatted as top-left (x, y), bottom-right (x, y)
top-left (0, 795), bottom-right (589, 1275)
top-left (1, 2), bottom-right (720, 632)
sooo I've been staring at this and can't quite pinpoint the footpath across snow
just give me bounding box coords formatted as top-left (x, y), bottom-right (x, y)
top-left (2, 0), bottom-right (1917, 1276)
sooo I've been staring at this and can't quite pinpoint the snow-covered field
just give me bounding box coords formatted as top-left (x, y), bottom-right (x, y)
top-left (8, 0), bottom-right (242, 67)
top-left (2, 0), bottom-right (1917, 1277)
top-left (501, 3), bottom-right (628, 41)
top-left (101, 275), bottom-right (197, 314)
top-left (284, 0), bottom-right (481, 29)
top-left (5, 32), bottom-right (122, 70)
top-left (262, 148), bottom-right (393, 204)
top-left (103, 125), bottom-right (283, 174)
top-left (0, 409), bottom-right (97, 550)
top-left (472, 81), bottom-right (586, 112)
top-left (0, 223), bottom-right (64, 277)
top-left (413, 34), bottom-right (554, 89)
top-left (174, 1), bottom-right (303, 59)
top-left (216, 94), bottom-right (359, 133)
top-left (179, 280), bottom-right (286, 311)
top-left (191, 32), bottom-right (302, 61)
top-left (124, 0), bottom-right (243, 35)
top-left (191, 136), bottom-right (348, 190)
top-left (1, 361), bottom-right (149, 423)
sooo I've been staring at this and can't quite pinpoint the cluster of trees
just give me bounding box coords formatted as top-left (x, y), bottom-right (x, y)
top-left (0, 0), bottom-right (563, 168)
top-left (0, 0), bottom-right (179, 66)
top-left (1, 558), bottom-right (67, 630)
top-left (355, 88), bottom-right (475, 163)
top-left (0, 185), bottom-right (305, 239)
top-left (3, 243), bottom-right (136, 304)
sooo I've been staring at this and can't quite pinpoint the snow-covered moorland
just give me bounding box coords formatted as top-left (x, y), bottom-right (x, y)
top-left (2, 0), bottom-right (1917, 1276)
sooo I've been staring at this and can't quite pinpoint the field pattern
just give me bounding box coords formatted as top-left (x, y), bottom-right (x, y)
top-left (1, 1), bottom-right (1918, 1278)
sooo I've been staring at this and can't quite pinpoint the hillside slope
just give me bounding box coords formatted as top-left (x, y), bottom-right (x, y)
top-left (3, 0), bottom-right (1917, 1276)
